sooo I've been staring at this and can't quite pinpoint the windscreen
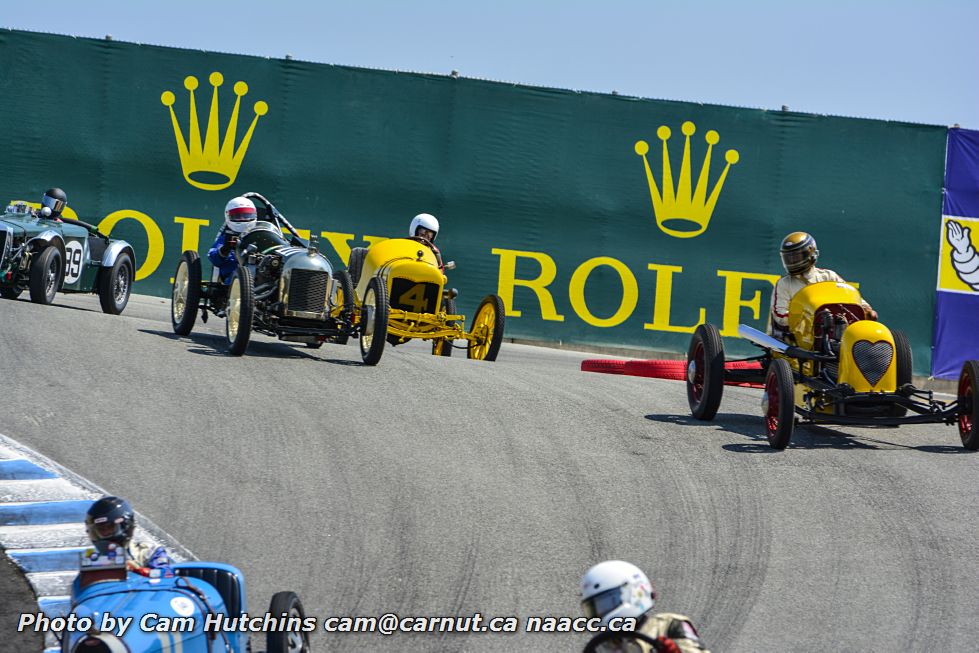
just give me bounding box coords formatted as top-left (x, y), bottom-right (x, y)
top-left (240, 223), bottom-right (290, 253)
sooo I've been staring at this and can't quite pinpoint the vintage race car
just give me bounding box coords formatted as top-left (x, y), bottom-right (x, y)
top-left (685, 281), bottom-right (978, 450)
top-left (0, 201), bottom-right (136, 313)
top-left (61, 548), bottom-right (309, 652)
top-left (346, 238), bottom-right (504, 365)
top-left (170, 193), bottom-right (355, 356)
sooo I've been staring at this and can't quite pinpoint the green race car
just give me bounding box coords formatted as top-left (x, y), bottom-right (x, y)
top-left (0, 201), bottom-right (136, 313)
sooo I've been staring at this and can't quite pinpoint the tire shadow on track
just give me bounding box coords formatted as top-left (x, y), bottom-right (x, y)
top-left (644, 414), bottom-right (973, 454)
top-left (138, 328), bottom-right (362, 364)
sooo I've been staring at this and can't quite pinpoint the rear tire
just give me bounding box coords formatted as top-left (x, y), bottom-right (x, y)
top-left (957, 360), bottom-right (979, 450)
top-left (765, 358), bottom-right (795, 450)
top-left (226, 266), bottom-right (254, 356)
top-left (359, 276), bottom-right (388, 365)
top-left (891, 329), bottom-right (913, 416)
top-left (333, 269), bottom-right (355, 345)
top-left (29, 246), bottom-right (62, 305)
top-left (687, 324), bottom-right (725, 420)
top-left (171, 251), bottom-right (202, 335)
top-left (347, 247), bottom-right (367, 287)
top-left (432, 297), bottom-right (457, 356)
top-left (0, 287), bottom-right (22, 300)
top-left (99, 253), bottom-right (133, 315)
top-left (266, 591), bottom-right (310, 653)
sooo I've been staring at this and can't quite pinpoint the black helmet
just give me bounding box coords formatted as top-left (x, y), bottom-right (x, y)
top-left (85, 496), bottom-right (135, 553)
top-left (41, 188), bottom-right (67, 217)
top-left (780, 231), bottom-right (818, 275)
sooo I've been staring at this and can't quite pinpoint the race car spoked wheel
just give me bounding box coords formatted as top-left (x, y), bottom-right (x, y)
top-left (29, 245), bottom-right (62, 305)
top-left (687, 323), bottom-right (725, 420)
top-left (99, 252), bottom-right (134, 315)
top-left (432, 297), bottom-right (457, 357)
top-left (467, 294), bottom-right (505, 361)
top-left (957, 360), bottom-right (979, 450)
top-left (267, 591), bottom-right (310, 653)
top-left (359, 276), bottom-right (389, 365)
top-left (171, 251), bottom-right (202, 335)
top-left (226, 266), bottom-right (255, 356)
top-left (764, 358), bottom-right (795, 449)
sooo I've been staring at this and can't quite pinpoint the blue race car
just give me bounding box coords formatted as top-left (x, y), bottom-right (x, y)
top-left (61, 549), bottom-right (311, 653)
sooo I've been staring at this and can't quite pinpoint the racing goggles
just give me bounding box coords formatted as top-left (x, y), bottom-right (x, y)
top-left (582, 585), bottom-right (625, 619)
top-left (227, 206), bottom-right (258, 222)
top-left (92, 517), bottom-right (125, 539)
top-left (780, 246), bottom-right (817, 274)
top-left (41, 195), bottom-right (66, 214)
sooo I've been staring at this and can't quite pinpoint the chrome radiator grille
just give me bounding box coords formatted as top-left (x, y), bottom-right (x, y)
top-left (287, 269), bottom-right (329, 314)
top-left (852, 340), bottom-right (893, 387)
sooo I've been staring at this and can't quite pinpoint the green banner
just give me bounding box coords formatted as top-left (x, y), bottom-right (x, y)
top-left (0, 29), bottom-right (946, 370)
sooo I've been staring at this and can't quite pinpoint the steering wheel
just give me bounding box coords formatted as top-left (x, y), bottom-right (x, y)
top-left (583, 631), bottom-right (667, 653)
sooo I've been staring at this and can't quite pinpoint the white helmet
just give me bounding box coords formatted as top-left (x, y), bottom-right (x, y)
top-left (409, 213), bottom-right (439, 242)
top-left (580, 560), bottom-right (655, 626)
top-left (224, 197), bottom-right (258, 234)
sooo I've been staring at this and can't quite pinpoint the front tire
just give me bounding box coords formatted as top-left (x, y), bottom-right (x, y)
top-left (29, 246), bottom-right (62, 305)
top-left (687, 323), bottom-right (725, 420)
top-left (226, 266), bottom-right (254, 356)
top-left (266, 591), bottom-right (310, 653)
top-left (765, 358), bottom-right (795, 450)
top-left (467, 294), bottom-right (504, 361)
top-left (957, 360), bottom-right (979, 450)
top-left (99, 253), bottom-right (134, 315)
top-left (359, 276), bottom-right (388, 365)
top-left (171, 251), bottom-right (202, 335)
top-left (347, 247), bottom-right (368, 287)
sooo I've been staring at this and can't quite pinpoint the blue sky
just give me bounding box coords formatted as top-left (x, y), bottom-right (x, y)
top-left (3, 0), bottom-right (977, 128)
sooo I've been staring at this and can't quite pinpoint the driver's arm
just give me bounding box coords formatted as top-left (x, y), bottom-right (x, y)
top-left (768, 277), bottom-right (790, 336)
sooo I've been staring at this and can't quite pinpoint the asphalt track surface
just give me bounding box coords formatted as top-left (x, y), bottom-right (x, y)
top-left (1, 293), bottom-right (976, 652)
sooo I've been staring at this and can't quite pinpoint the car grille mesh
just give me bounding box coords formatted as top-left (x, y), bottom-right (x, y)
top-left (288, 269), bottom-right (329, 314)
top-left (852, 340), bottom-right (893, 387)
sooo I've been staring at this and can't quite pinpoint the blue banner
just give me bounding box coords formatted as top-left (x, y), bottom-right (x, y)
top-left (933, 128), bottom-right (979, 378)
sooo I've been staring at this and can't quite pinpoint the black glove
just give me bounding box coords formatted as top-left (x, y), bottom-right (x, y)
top-left (218, 237), bottom-right (238, 258)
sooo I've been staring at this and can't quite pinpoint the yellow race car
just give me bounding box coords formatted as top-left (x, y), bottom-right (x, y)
top-left (686, 281), bottom-right (978, 450)
top-left (345, 238), bottom-right (504, 365)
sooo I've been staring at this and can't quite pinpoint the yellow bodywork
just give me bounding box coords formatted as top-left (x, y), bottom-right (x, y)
top-left (353, 238), bottom-right (469, 342)
top-left (782, 281), bottom-right (897, 406)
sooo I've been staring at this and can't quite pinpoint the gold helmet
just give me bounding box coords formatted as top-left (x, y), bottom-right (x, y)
top-left (780, 231), bottom-right (818, 274)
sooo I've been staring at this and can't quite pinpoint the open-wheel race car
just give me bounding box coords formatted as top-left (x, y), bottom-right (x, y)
top-left (61, 548), bottom-right (310, 652)
top-left (170, 193), bottom-right (355, 356)
top-left (685, 281), bottom-right (979, 450)
top-left (345, 237), bottom-right (505, 365)
top-left (0, 201), bottom-right (135, 313)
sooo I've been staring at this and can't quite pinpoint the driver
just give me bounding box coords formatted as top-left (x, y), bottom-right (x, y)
top-left (84, 496), bottom-right (173, 574)
top-left (208, 196), bottom-right (258, 284)
top-left (768, 231), bottom-right (877, 338)
top-left (580, 560), bottom-right (710, 653)
top-left (408, 213), bottom-right (444, 271)
top-left (40, 188), bottom-right (68, 221)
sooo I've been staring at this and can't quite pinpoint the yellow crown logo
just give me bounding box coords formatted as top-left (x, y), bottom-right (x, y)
top-left (161, 72), bottom-right (268, 191)
top-left (634, 121), bottom-right (739, 239)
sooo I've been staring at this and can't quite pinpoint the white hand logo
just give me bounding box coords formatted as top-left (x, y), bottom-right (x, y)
top-left (947, 220), bottom-right (973, 255)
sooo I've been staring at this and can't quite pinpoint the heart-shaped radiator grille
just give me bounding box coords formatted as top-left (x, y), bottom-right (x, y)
top-left (852, 340), bottom-right (894, 387)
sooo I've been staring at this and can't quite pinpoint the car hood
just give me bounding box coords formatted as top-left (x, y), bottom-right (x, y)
top-left (0, 214), bottom-right (88, 239)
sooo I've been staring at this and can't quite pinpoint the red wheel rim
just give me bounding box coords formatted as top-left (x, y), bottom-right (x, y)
top-left (689, 341), bottom-right (705, 403)
top-left (765, 371), bottom-right (779, 434)
top-left (959, 372), bottom-right (974, 436)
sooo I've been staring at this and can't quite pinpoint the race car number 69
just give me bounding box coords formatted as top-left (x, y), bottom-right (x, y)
top-left (64, 241), bottom-right (84, 284)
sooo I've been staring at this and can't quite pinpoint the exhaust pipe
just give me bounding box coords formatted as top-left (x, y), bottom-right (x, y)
top-left (738, 324), bottom-right (788, 353)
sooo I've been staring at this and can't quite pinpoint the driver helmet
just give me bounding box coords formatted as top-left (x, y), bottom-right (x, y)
top-left (41, 188), bottom-right (67, 218)
top-left (224, 197), bottom-right (258, 234)
top-left (580, 560), bottom-right (656, 626)
top-left (780, 231), bottom-right (818, 275)
top-left (85, 496), bottom-right (136, 554)
top-left (409, 213), bottom-right (439, 242)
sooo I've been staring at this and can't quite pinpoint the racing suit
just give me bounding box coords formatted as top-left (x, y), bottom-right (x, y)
top-left (127, 541), bottom-right (172, 572)
top-left (208, 229), bottom-right (240, 284)
top-left (593, 613), bottom-right (710, 653)
top-left (768, 267), bottom-right (873, 336)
